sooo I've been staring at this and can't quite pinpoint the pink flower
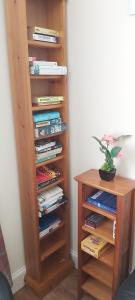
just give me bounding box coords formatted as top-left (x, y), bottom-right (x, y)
top-left (117, 151), bottom-right (124, 158)
top-left (102, 134), bottom-right (114, 144)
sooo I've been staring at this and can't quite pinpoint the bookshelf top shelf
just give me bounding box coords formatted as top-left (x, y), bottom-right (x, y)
top-left (75, 169), bottom-right (135, 196)
top-left (28, 40), bottom-right (62, 49)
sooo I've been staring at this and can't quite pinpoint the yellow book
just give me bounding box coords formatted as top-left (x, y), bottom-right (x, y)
top-left (81, 234), bottom-right (107, 258)
top-left (28, 26), bottom-right (59, 37)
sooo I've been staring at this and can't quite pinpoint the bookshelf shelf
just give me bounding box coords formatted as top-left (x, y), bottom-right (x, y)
top-left (82, 278), bottom-right (112, 300)
top-left (35, 131), bottom-right (65, 141)
top-left (28, 40), bottom-right (62, 49)
top-left (36, 155), bottom-right (64, 168)
top-left (30, 75), bottom-right (65, 81)
top-left (83, 202), bottom-right (116, 221)
top-left (37, 177), bottom-right (65, 195)
top-left (32, 104), bottom-right (63, 112)
top-left (75, 169), bottom-right (135, 300)
top-left (82, 220), bottom-right (115, 245)
top-left (6, 0), bottom-right (72, 296)
top-left (40, 239), bottom-right (66, 262)
top-left (82, 259), bottom-right (113, 288)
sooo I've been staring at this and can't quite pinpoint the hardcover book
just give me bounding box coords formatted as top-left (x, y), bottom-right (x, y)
top-left (87, 190), bottom-right (116, 213)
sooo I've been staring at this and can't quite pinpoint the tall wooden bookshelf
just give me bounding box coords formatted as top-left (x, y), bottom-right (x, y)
top-left (5, 0), bottom-right (72, 296)
top-left (75, 169), bottom-right (135, 300)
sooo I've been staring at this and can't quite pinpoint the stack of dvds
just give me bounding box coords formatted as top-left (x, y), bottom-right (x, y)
top-left (39, 214), bottom-right (61, 238)
top-left (28, 26), bottom-right (59, 44)
top-left (35, 140), bottom-right (63, 163)
top-left (36, 166), bottom-right (61, 190)
top-left (38, 185), bottom-right (66, 217)
top-left (33, 111), bottom-right (66, 138)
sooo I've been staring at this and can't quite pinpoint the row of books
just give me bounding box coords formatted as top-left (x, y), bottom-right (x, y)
top-left (29, 59), bottom-right (67, 76)
top-left (36, 165), bottom-right (61, 190)
top-left (33, 111), bottom-right (66, 138)
top-left (35, 139), bottom-right (62, 163)
top-left (32, 96), bottom-right (64, 106)
top-left (87, 190), bottom-right (116, 213)
top-left (38, 185), bottom-right (66, 217)
top-left (28, 26), bottom-right (59, 44)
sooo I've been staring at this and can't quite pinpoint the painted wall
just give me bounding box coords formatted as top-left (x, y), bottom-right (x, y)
top-left (0, 0), bottom-right (135, 293)
top-left (0, 0), bottom-right (25, 292)
top-left (67, 0), bottom-right (135, 267)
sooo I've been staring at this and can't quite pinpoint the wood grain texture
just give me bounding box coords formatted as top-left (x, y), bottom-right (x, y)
top-left (14, 271), bottom-right (93, 300)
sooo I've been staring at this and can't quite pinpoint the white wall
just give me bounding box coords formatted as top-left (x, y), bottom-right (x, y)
top-left (0, 0), bottom-right (25, 292)
top-left (0, 0), bottom-right (135, 293)
top-left (67, 0), bottom-right (135, 267)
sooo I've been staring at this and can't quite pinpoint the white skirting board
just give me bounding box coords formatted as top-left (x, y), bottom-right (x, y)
top-left (11, 250), bottom-right (78, 293)
top-left (11, 266), bottom-right (26, 294)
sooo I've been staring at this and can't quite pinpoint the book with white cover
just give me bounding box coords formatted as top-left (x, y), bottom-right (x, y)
top-left (31, 33), bottom-right (57, 43)
top-left (30, 65), bottom-right (67, 76)
top-left (38, 186), bottom-right (63, 201)
top-left (38, 192), bottom-right (64, 206)
top-left (32, 61), bottom-right (57, 66)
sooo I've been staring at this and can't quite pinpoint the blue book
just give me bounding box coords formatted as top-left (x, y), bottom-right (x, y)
top-left (33, 111), bottom-right (60, 123)
top-left (87, 190), bottom-right (116, 213)
top-left (39, 215), bottom-right (60, 232)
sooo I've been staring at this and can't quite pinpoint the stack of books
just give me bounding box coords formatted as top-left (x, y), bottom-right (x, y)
top-left (36, 166), bottom-right (61, 190)
top-left (35, 140), bottom-right (63, 163)
top-left (85, 213), bottom-right (106, 229)
top-left (81, 234), bottom-right (108, 258)
top-left (38, 185), bottom-right (66, 217)
top-left (87, 190), bottom-right (116, 213)
top-left (33, 111), bottom-right (66, 138)
top-left (28, 26), bottom-right (59, 44)
top-left (39, 214), bottom-right (61, 238)
top-left (30, 60), bottom-right (67, 76)
top-left (32, 96), bottom-right (64, 106)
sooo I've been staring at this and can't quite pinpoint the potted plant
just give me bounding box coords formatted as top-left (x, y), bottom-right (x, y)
top-left (92, 134), bottom-right (130, 181)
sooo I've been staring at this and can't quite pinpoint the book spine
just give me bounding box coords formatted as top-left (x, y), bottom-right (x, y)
top-left (34, 123), bottom-right (66, 138)
top-left (32, 33), bottom-right (57, 43)
top-left (33, 96), bottom-right (64, 103)
top-left (36, 147), bottom-right (62, 160)
top-left (34, 27), bottom-right (59, 37)
top-left (35, 118), bottom-right (62, 128)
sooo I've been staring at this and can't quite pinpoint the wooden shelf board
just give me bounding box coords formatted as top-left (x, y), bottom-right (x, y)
top-left (99, 245), bottom-right (114, 268)
top-left (36, 155), bottom-right (64, 168)
top-left (82, 258), bottom-right (113, 288)
top-left (82, 278), bottom-right (112, 300)
top-left (82, 219), bottom-right (115, 245)
top-left (37, 177), bottom-right (64, 194)
top-left (32, 104), bottom-right (63, 111)
top-left (39, 221), bottom-right (65, 241)
top-left (30, 75), bottom-right (65, 80)
top-left (35, 131), bottom-right (65, 141)
top-left (40, 239), bottom-right (66, 261)
top-left (28, 39), bottom-right (62, 49)
top-left (83, 202), bottom-right (116, 221)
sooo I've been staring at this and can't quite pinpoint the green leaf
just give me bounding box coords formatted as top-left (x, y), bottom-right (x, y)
top-left (111, 146), bottom-right (122, 158)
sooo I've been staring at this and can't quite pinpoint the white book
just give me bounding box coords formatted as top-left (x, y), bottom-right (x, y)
top-left (36, 147), bottom-right (62, 160)
top-left (39, 186), bottom-right (63, 200)
top-left (30, 65), bottom-right (67, 76)
top-left (38, 193), bottom-right (64, 208)
top-left (35, 141), bottom-right (56, 152)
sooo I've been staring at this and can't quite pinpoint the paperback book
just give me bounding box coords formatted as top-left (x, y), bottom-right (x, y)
top-left (28, 26), bottom-right (59, 37)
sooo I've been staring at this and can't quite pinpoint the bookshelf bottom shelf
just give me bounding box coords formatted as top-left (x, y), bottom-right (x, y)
top-left (25, 258), bottom-right (72, 297)
top-left (82, 278), bottom-right (112, 300)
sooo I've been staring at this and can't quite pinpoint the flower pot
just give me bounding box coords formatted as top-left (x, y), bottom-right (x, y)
top-left (99, 168), bottom-right (116, 181)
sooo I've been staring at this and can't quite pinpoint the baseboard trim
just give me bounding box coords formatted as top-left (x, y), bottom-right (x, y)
top-left (12, 265), bottom-right (26, 294)
top-left (70, 249), bottom-right (78, 269)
